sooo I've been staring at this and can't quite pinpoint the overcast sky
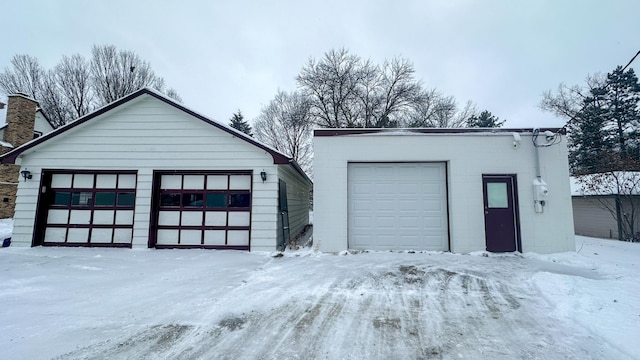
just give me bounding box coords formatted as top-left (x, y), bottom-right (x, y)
top-left (2, 0), bottom-right (639, 128)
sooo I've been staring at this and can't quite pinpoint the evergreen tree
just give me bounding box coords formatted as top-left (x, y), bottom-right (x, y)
top-left (229, 110), bottom-right (253, 136)
top-left (465, 110), bottom-right (505, 128)
top-left (568, 66), bottom-right (640, 174)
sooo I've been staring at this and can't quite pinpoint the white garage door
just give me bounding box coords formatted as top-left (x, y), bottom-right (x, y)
top-left (348, 162), bottom-right (449, 251)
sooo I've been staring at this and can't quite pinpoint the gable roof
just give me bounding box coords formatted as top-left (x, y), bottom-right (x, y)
top-left (0, 88), bottom-right (311, 184)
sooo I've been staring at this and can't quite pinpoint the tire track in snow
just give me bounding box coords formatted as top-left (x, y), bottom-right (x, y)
top-left (53, 256), bottom-right (632, 360)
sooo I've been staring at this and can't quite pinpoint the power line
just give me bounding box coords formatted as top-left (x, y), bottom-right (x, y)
top-left (561, 49), bottom-right (640, 132)
top-left (621, 50), bottom-right (640, 72)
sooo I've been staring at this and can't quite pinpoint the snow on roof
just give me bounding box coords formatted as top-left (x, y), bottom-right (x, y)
top-left (8, 93), bottom-right (38, 104)
top-left (0, 140), bottom-right (13, 148)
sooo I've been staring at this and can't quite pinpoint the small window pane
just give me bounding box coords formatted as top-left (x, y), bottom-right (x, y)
top-left (118, 174), bottom-right (137, 189)
top-left (161, 193), bottom-right (181, 207)
top-left (72, 192), bottom-right (93, 206)
top-left (161, 175), bottom-right (182, 190)
top-left (53, 191), bottom-right (71, 206)
top-left (95, 192), bottom-right (116, 206)
top-left (487, 183), bottom-right (508, 208)
top-left (117, 192), bottom-right (135, 207)
top-left (73, 174), bottom-right (94, 188)
top-left (229, 193), bottom-right (250, 208)
top-left (183, 193), bottom-right (204, 207)
top-left (206, 193), bottom-right (226, 208)
top-left (51, 174), bottom-right (72, 188)
top-left (96, 174), bottom-right (117, 188)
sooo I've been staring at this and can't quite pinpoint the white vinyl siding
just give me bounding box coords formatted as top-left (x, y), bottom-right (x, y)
top-left (572, 196), bottom-right (640, 239)
top-left (11, 95), bottom-right (288, 251)
top-left (277, 165), bottom-right (312, 245)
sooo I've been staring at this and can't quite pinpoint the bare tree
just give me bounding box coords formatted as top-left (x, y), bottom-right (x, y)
top-left (297, 48), bottom-right (473, 129)
top-left (55, 54), bottom-right (93, 119)
top-left (0, 54), bottom-right (44, 99)
top-left (91, 45), bottom-right (160, 104)
top-left (297, 48), bottom-right (363, 128)
top-left (0, 45), bottom-right (181, 127)
top-left (540, 74), bottom-right (605, 120)
top-left (39, 70), bottom-right (73, 127)
top-left (254, 90), bottom-right (313, 174)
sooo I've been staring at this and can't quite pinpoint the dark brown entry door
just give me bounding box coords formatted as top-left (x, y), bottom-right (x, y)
top-left (482, 175), bottom-right (521, 252)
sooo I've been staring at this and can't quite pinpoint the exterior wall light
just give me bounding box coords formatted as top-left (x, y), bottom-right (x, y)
top-left (20, 169), bottom-right (32, 181)
top-left (260, 171), bottom-right (267, 182)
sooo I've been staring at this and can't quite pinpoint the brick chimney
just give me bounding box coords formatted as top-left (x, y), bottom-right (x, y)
top-left (3, 94), bottom-right (38, 148)
top-left (0, 94), bottom-right (38, 219)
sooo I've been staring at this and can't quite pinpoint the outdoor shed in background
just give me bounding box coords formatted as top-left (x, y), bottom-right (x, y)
top-left (313, 128), bottom-right (575, 254)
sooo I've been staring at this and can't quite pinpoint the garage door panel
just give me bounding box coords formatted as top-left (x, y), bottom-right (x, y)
top-left (114, 229), bottom-right (133, 243)
top-left (47, 209), bottom-right (69, 224)
top-left (73, 174), bottom-right (94, 188)
top-left (162, 175), bottom-right (182, 189)
top-left (227, 230), bottom-right (249, 246)
top-left (45, 228), bottom-right (67, 242)
top-left (204, 230), bottom-right (226, 245)
top-left (69, 210), bottom-right (91, 224)
top-left (205, 212), bottom-right (227, 226)
top-left (96, 174), bottom-right (117, 188)
top-left (67, 228), bottom-right (89, 243)
top-left (93, 210), bottom-right (115, 225)
top-left (348, 163), bottom-right (448, 251)
top-left (183, 175), bottom-right (205, 188)
top-left (398, 184), bottom-right (420, 195)
top-left (157, 229), bottom-right (179, 244)
top-left (51, 174), bottom-right (73, 188)
top-left (181, 212), bottom-right (203, 226)
top-left (206, 176), bottom-right (228, 189)
top-left (115, 210), bottom-right (134, 225)
top-left (399, 216), bottom-right (420, 227)
top-left (228, 212), bottom-right (250, 226)
top-left (180, 230), bottom-right (202, 245)
top-left (159, 211), bottom-right (180, 226)
top-left (118, 174), bottom-right (137, 188)
top-left (91, 228), bottom-right (113, 243)
top-left (375, 183), bottom-right (395, 194)
top-left (229, 175), bottom-right (251, 190)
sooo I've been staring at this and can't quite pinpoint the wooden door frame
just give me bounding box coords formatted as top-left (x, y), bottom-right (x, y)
top-left (482, 174), bottom-right (522, 252)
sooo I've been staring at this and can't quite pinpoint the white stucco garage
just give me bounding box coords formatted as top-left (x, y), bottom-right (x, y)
top-left (1, 88), bottom-right (312, 251)
top-left (313, 128), bottom-right (575, 254)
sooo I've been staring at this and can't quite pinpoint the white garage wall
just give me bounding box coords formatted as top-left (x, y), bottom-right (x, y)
top-left (314, 131), bottom-right (575, 254)
top-left (11, 95), bottom-right (281, 251)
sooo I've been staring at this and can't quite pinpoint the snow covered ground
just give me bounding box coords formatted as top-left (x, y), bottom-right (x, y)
top-left (0, 219), bottom-right (638, 359)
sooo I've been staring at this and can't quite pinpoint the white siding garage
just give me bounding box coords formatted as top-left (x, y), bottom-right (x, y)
top-left (348, 163), bottom-right (449, 251)
top-left (1, 88), bottom-right (312, 251)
